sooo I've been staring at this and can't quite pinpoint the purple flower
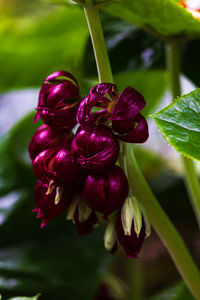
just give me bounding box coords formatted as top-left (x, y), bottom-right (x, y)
top-left (110, 87), bottom-right (148, 143)
top-left (110, 87), bottom-right (146, 121)
top-left (76, 83), bottom-right (148, 144)
top-left (74, 208), bottom-right (98, 236)
top-left (71, 125), bottom-right (119, 172)
top-left (34, 71), bottom-right (81, 132)
top-left (116, 212), bottom-right (146, 259)
top-left (33, 180), bottom-right (72, 227)
top-left (83, 166), bottom-right (129, 219)
top-left (28, 124), bottom-right (72, 161)
top-left (112, 114), bottom-right (149, 143)
top-left (77, 83), bottom-right (118, 131)
top-left (33, 145), bottom-right (85, 190)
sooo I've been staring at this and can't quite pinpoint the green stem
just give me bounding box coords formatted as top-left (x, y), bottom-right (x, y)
top-left (84, 3), bottom-right (113, 83)
top-left (83, 5), bottom-right (200, 299)
top-left (125, 144), bottom-right (200, 300)
top-left (167, 41), bottom-right (200, 228)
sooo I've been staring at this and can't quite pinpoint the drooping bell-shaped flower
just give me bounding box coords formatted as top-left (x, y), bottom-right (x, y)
top-left (33, 145), bottom-right (85, 191)
top-left (74, 208), bottom-right (98, 236)
top-left (77, 83), bottom-right (118, 131)
top-left (28, 124), bottom-right (72, 161)
top-left (67, 196), bottom-right (98, 236)
top-left (49, 147), bottom-right (86, 190)
top-left (110, 87), bottom-right (149, 143)
top-left (116, 207), bottom-right (146, 259)
top-left (34, 71), bottom-right (81, 132)
top-left (83, 166), bottom-right (129, 218)
top-left (33, 180), bottom-right (72, 227)
top-left (71, 125), bottom-right (119, 172)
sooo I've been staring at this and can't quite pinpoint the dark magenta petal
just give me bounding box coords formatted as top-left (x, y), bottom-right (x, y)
top-left (110, 87), bottom-right (146, 121)
top-left (72, 125), bottom-right (119, 172)
top-left (51, 147), bottom-right (86, 190)
top-left (77, 96), bottom-right (109, 132)
top-left (33, 180), bottom-right (72, 227)
top-left (116, 213), bottom-right (146, 259)
top-left (88, 83), bottom-right (118, 100)
top-left (74, 208), bottom-right (98, 236)
top-left (37, 102), bottom-right (79, 132)
top-left (45, 70), bottom-right (79, 87)
top-left (28, 124), bottom-right (71, 161)
top-left (34, 70), bottom-right (81, 131)
top-left (83, 166), bottom-right (129, 218)
top-left (114, 114), bottom-right (149, 143)
top-left (32, 149), bottom-right (56, 184)
top-left (77, 83), bottom-right (118, 131)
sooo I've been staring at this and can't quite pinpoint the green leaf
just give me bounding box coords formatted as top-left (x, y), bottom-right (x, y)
top-left (153, 89), bottom-right (200, 161)
top-left (150, 282), bottom-right (194, 300)
top-left (105, 0), bottom-right (200, 38)
top-left (0, 6), bottom-right (88, 91)
top-left (114, 70), bottom-right (167, 116)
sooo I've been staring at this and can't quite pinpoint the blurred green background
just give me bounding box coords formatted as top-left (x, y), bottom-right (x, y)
top-left (0, 0), bottom-right (200, 299)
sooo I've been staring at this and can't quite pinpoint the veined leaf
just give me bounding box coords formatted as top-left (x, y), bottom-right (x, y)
top-left (153, 89), bottom-right (200, 160)
top-left (105, 0), bottom-right (200, 38)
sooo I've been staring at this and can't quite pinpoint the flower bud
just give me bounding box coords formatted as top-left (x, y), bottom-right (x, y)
top-left (104, 215), bottom-right (118, 253)
top-left (83, 166), bottom-right (129, 218)
top-left (71, 125), bottom-right (119, 172)
top-left (67, 196), bottom-right (98, 236)
top-left (116, 208), bottom-right (146, 259)
top-left (33, 145), bottom-right (86, 191)
top-left (28, 124), bottom-right (59, 161)
top-left (121, 196), bottom-right (142, 237)
top-left (34, 71), bottom-right (81, 132)
top-left (33, 180), bottom-right (72, 227)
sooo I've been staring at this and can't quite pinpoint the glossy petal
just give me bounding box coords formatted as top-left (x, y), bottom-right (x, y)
top-left (83, 166), bottom-right (129, 218)
top-left (72, 125), bottom-right (119, 172)
top-left (51, 147), bottom-right (86, 190)
top-left (33, 180), bottom-right (72, 227)
top-left (28, 124), bottom-right (72, 161)
top-left (110, 87), bottom-right (146, 121)
top-left (33, 149), bottom-right (56, 184)
top-left (116, 213), bottom-right (146, 259)
top-left (34, 70), bottom-right (81, 132)
top-left (113, 114), bottom-right (149, 143)
top-left (77, 83), bottom-right (118, 131)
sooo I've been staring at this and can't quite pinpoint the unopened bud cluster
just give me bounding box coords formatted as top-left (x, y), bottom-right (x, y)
top-left (29, 70), bottom-right (149, 258)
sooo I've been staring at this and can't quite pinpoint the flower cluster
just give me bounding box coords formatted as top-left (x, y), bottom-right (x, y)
top-left (29, 70), bottom-right (150, 258)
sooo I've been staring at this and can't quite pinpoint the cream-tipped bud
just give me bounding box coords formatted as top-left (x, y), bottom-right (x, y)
top-left (121, 197), bottom-right (134, 236)
top-left (104, 215), bottom-right (117, 252)
top-left (132, 196), bottom-right (142, 237)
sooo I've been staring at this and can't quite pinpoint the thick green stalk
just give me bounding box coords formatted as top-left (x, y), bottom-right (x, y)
top-left (83, 6), bottom-right (200, 299)
top-left (84, 3), bottom-right (113, 83)
top-left (167, 41), bottom-right (200, 228)
top-left (125, 144), bottom-right (200, 299)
